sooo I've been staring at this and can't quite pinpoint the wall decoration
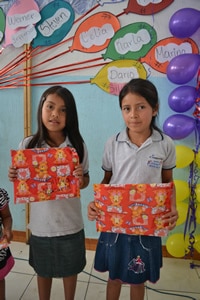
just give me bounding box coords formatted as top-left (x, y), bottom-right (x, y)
top-left (164, 34), bottom-right (200, 260)
top-left (0, 0), bottom-right (199, 93)
top-left (167, 53), bottom-right (200, 85)
top-left (140, 37), bottom-right (199, 74)
top-left (196, 184), bottom-right (200, 203)
top-left (165, 10), bottom-right (200, 260)
top-left (169, 8), bottom-right (200, 39)
top-left (11, 147), bottom-right (80, 203)
top-left (68, 0), bottom-right (97, 15)
top-left (163, 114), bottom-right (195, 140)
top-left (34, 0), bottom-right (98, 15)
top-left (32, 0), bottom-right (75, 48)
top-left (174, 180), bottom-right (190, 202)
top-left (176, 203), bottom-right (188, 226)
top-left (168, 86), bottom-right (197, 113)
top-left (97, 0), bottom-right (126, 6)
top-left (196, 151), bottom-right (200, 168)
top-left (193, 234), bottom-right (200, 253)
top-left (0, 7), bottom-right (5, 43)
top-left (102, 22), bottom-right (157, 61)
top-left (0, 1), bottom-right (198, 97)
top-left (124, 0), bottom-right (174, 15)
top-left (94, 182), bottom-right (174, 236)
top-left (175, 145), bottom-right (194, 169)
top-left (3, 0), bottom-right (40, 48)
top-left (70, 12), bottom-right (120, 53)
top-left (166, 233), bottom-right (189, 258)
top-left (90, 59), bottom-right (147, 95)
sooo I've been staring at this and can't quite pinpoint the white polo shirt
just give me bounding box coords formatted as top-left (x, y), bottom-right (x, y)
top-left (102, 129), bottom-right (176, 185)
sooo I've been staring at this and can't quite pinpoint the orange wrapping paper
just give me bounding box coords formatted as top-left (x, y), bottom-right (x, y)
top-left (11, 147), bottom-right (80, 204)
top-left (94, 182), bottom-right (174, 237)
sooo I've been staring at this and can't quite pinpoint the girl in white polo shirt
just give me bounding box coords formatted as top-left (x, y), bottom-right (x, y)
top-left (88, 78), bottom-right (178, 300)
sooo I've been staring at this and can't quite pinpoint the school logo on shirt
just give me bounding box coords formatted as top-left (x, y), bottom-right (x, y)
top-left (147, 154), bottom-right (162, 168)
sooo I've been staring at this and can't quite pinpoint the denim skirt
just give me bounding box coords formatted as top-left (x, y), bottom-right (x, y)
top-left (29, 229), bottom-right (86, 278)
top-left (94, 232), bottom-right (162, 284)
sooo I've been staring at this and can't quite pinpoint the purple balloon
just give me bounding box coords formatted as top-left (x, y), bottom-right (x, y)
top-left (163, 114), bottom-right (195, 140)
top-left (168, 86), bottom-right (197, 112)
top-left (169, 8), bottom-right (200, 38)
top-left (167, 54), bottom-right (200, 84)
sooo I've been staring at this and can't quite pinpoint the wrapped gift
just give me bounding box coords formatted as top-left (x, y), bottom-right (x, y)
top-left (11, 147), bottom-right (80, 203)
top-left (94, 182), bottom-right (174, 237)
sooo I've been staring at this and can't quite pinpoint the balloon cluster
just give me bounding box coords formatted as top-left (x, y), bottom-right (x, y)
top-left (163, 8), bottom-right (200, 140)
top-left (164, 8), bottom-right (200, 259)
top-left (166, 145), bottom-right (200, 258)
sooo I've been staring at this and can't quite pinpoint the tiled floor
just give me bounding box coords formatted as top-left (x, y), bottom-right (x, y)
top-left (5, 241), bottom-right (200, 299)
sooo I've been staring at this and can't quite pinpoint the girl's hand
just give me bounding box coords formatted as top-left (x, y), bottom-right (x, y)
top-left (73, 164), bottom-right (84, 188)
top-left (3, 229), bottom-right (13, 243)
top-left (88, 201), bottom-right (99, 221)
top-left (162, 207), bottom-right (178, 230)
top-left (8, 166), bottom-right (17, 182)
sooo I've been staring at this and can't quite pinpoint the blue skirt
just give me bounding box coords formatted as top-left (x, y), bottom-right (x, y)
top-left (94, 232), bottom-right (162, 284)
top-left (29, 229), bottom-right (86, 278)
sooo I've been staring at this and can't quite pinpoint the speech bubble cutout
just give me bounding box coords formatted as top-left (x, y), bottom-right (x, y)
top-left (70, 0), bottom-right (96, 15)
top-left (103, 22), bottom-right (157, 61)
top-left (6, 1), bottom-right (40, 30)
top-left (12, 24), bottom-right (37, 48)
top-left (124, 0), bottom-right (174, 15)
top-left (70, 12), bottom-right (120, 53)
top-left (32, 0), bottom-right (75, 48)
top-left (91, 59), bottom-right (147, 95)
top-left (140, 37), bottom-right (199, 74)
top-left (97, 0), bottom-right (126, 5)
top-left (3, 0), bottom-right (40, 47)
top-left (0, 8), bottom-right (5, 43)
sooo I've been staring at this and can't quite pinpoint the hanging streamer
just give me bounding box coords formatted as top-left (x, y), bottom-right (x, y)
top-left (184, 68), bottom-right (200, 263)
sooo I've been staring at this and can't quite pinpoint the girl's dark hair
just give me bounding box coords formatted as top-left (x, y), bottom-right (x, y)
top-left (119, 78), bottom-right (162, 135)
top-left (27, 86), bottom-right (84, 162)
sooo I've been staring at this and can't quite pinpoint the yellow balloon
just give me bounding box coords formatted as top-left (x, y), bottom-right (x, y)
top-left (176, 203), bottom-right (188, 226)
top-left (196, 205), bottom-right (200, 224)
top-left (174, 180), bottom-right (190, 202)
top-left (195, 151), bottom-right (200, 168)
top-left (195, 184), bottom-right (200, 203)
top-left (91, 59), bottom-right (147, 95)
top-left (176, 145), bottom-right (194, 168)
top-left (166, 233), bottom-right (187, 257)
top-left (194, 235), bottom-right (200, 253)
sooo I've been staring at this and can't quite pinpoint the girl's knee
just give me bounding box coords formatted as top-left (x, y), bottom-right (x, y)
top-left (108, 278), bottom-right (121, 287)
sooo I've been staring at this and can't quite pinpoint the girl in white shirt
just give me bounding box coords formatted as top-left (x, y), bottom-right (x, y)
top-left (9, 86), bottom-right (89, 300)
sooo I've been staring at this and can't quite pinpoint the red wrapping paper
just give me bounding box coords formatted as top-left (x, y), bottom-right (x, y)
top-left (94, 182), bottom-right (174, 237)
top-left (11, 147), bottom-right (80, 203)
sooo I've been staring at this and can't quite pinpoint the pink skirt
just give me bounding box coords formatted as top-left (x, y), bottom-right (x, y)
top-left (0, 247), bottom-right (15, 280)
